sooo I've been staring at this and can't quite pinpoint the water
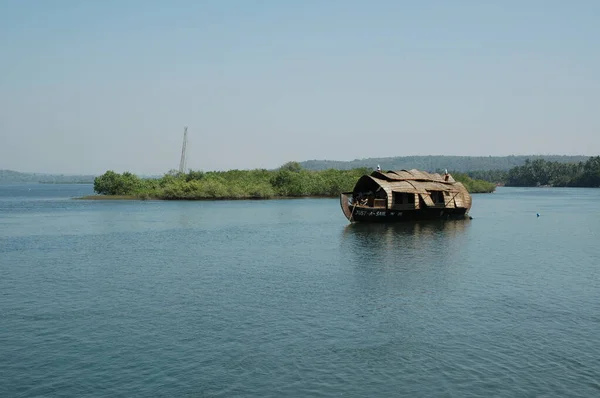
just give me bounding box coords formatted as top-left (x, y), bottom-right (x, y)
top-left (1, 184), bottom-right (599, 397)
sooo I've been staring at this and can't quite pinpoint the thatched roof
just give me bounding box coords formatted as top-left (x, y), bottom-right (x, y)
top-left (371, 169), bottom-right (456, 183)
top-left (353, 169), bottom-right (471, 210)
top-left (357, 175), bottom-right (461, 194)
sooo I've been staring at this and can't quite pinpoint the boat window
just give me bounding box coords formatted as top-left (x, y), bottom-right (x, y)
top-left (393, 192), bottom-right (416, 206)
top-left (393, 192), bottom-right (404, 204)
top-left (430, 191), bottom-right (445, 204)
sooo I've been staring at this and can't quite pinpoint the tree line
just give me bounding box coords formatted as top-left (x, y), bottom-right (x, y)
top-left (300, 155), bottom-right (589, 172)
top-left (445, 156), bottom-right (600, 187)
top-left (503, 157), bottom-right (600, 187)
top-left (92, 162), bottom-right (496, 200)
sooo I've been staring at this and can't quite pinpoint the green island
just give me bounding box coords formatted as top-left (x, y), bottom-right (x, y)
top-left (82, 161), bottom-right (496, 201)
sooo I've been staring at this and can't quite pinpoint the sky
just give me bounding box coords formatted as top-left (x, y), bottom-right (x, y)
top-left (1, 0), bottom-right (599, 174)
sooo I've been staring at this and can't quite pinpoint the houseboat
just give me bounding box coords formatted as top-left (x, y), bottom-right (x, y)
top-left (340, 169), bottom-right (472, 223)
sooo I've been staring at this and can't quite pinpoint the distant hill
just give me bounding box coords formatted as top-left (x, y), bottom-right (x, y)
top-left (298, 155), bottom-right (590, 172)
top-left (0, 170), bottom-right (96, 184)
top-left (0, 170), bottom-right (166, 183)
top-left (2, 155), bottom-right (592, 183)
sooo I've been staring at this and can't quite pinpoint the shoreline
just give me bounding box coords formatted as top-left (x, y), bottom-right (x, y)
top-left (74, 194), bottom-right (340, 201)
top-left (75, 191), bottom-right (493, 201)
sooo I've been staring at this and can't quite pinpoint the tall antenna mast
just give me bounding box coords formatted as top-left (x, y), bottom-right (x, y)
top-left (179, 126), bottom-right (188, 174)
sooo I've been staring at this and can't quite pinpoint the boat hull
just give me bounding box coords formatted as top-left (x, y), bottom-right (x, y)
top-left (347, 206), bottom-right (468, 223)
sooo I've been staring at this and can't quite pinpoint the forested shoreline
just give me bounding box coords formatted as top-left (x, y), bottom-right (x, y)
top-left (88, 162), bottom-right (496, 200)
top-left (457, 156), bottom-right (599, 187)
top-left (504, 157), bottom-right (600, 187)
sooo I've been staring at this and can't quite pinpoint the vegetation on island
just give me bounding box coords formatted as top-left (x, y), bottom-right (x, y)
top-left (89, 162), bottom-right (496, 200)
top-left (444, 172), bottom-right (496, 193)
top-left (463, 169), bottom-right (509, 185)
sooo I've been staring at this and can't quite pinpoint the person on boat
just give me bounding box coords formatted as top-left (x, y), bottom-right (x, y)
top-left (376, 165), bottom-right (381, 172)
top-left (354, 192), bottom-right (365, 206)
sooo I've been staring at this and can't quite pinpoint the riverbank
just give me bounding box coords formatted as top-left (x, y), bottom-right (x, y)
top-left (77, 191), bottom-right (494, 201)
top-left (76, 195), bottom-right (335, 201)
top-left (85, 163), bottom-right (496, 200)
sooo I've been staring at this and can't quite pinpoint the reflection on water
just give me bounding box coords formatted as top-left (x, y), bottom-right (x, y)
top-left (340, 219), bottom-right (472, 301)
top-left (342, 219), bottom-right (471, 253)
top-left (338, 220), bottom-right (474, 348)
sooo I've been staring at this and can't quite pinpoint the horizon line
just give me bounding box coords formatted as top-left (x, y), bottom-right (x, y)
top-left (1, 154), bottom-right (595, 176)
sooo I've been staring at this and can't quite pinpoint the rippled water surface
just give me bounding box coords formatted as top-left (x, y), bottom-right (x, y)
top-left (1, 184), bottom-right (599, 397)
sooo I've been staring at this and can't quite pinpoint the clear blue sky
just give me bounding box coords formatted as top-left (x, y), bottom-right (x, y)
top-left (1, 0), bottom-right (598, 174)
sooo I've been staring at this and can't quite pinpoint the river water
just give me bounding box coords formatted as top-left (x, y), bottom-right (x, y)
top-left (1, 184), bottom-right (599, 397)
